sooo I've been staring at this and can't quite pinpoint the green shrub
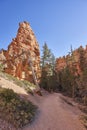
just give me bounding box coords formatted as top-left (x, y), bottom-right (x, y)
top-left (0, 88), bottom-right (37, 128)
top-left (0, 88), bottom-right (18, 102)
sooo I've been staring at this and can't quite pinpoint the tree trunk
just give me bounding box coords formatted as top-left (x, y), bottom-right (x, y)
top-left (27, 51), bottom-right (41, 93)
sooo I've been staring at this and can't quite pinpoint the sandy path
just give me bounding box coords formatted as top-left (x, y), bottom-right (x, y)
top-left (23, 93), bottom-right (86, 130)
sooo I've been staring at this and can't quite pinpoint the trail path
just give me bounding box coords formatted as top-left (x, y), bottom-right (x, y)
top-left (0, 76), bottom-right (86, 130)
top-left (23, 92), bottom-right (86, 130)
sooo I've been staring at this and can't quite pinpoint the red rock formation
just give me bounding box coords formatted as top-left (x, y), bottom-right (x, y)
top-left (55, 45), bottom-right (87, 75)
top-left (55, 56), bottom-right (66, 71)
top-left (0, 21), bottom-right (41, 83)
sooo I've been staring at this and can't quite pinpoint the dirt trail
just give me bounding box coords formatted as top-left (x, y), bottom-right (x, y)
top-left (0, 76), bottom-right (86, 130)
top-left (23, 93), bottom-right (86, 130)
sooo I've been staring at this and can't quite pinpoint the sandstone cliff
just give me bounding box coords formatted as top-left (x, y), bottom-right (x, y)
top-left (55, 45), bottom-right (87, 75)
top-left (0, 21), bottom-right (40, 83)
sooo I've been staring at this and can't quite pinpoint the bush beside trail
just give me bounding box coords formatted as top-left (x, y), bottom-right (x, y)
top-left (0, 87), bottom-right (37, 128)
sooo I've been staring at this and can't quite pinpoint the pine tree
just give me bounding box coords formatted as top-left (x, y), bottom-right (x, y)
top-left (78, 46), bottom-right (87, 104)
top-left (40, 42), bottom-right (56, 91)
top-left (41, 42), bottom-right (51, 67)
top-left (41, 42), bottom-right (55, 75)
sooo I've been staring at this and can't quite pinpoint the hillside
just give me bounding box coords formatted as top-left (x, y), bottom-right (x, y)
top-left (0, 73), bottom-right (38, 129)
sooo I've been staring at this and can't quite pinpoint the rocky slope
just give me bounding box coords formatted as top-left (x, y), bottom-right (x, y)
top-left (0, 21), bottom-right (40, 83)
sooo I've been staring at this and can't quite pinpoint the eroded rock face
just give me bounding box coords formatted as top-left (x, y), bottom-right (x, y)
top-left (0, 21), bottom-right (40, 83)
top-left (55, 46), bottom-right (87, 75)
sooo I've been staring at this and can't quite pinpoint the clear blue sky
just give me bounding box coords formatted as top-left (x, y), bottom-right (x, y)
top-left (0, 0), bottom-right (87, 57)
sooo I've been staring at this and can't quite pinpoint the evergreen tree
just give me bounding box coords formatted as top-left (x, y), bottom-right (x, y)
top-left (41, 42), bottom-right (55, 75)
top-left (40, 42), bottom-right (56, 91)
top-left (41, 42), bottom-right (51, 67)
top-left (78, 46), bottom-right (85, 71)
top-left (78, 46), bottom-right (87, 104)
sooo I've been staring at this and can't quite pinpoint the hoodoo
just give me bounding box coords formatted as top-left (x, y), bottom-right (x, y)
top-left (0, 21), bottom-right (41, 83)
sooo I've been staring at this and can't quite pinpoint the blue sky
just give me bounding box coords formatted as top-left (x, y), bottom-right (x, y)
top-left (0, 0), bottom-right (87, 57)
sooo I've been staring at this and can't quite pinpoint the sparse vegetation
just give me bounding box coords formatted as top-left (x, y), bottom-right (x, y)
top-left (0, 64), bottom-right (4, 71)
top-left (0, 71), bottom-right (36, 94)
top-left (0, 87), bottom-right (37, 128)
top-left (80, 115), bottom-right (87, 129)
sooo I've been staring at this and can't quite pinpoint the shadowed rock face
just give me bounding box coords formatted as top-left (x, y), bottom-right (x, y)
top-left (0, 21), bottom-right (41, 83)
